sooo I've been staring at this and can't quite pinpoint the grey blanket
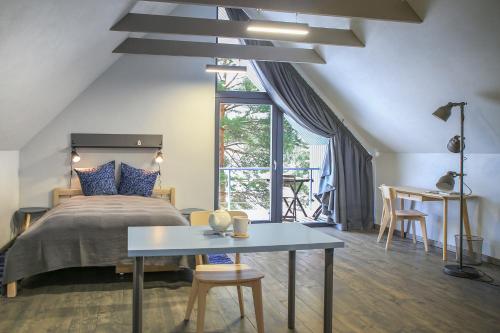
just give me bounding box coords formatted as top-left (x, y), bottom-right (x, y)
top-left (4, 195), bottom-right (189, 283)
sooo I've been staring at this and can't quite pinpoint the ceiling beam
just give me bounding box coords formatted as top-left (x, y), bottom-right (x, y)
top-left (143, 0), bottom-right (421, 23)
top-left (113, 38), bottom-right (325, 64)
top-left (111, 13), bottom-right (363, 47)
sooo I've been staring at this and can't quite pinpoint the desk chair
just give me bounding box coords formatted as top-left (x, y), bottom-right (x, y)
top-left (186, 211), bottom-right (265, 333)
top-left (377, 186), bottom-right (429, 252)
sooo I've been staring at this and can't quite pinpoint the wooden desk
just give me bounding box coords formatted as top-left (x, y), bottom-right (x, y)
top-left (390, 186), bottom-right (475, 261)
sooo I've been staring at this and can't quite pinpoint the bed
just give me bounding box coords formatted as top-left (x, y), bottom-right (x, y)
top-left (4, 187), bottom-right (190, 297)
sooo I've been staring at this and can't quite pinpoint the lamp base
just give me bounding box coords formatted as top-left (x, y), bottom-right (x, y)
top-left (443, 265), bottom-right (480, 279)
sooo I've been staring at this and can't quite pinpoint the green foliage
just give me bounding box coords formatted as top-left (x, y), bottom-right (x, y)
top-left (217, 59), bottom-right (311, 215)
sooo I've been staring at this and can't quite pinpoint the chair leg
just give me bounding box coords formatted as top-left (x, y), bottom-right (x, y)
top-left (7, 282), bottom-right (17, 298)
top-left (385, 217), bottom-right (397, 250)
top-left (419, 217), bottom-right (429, 252)
top-left (251, 280), bottom-right (264, 333)
top-left (184, 278), bottom-right (199, 321)
top-left (196, 283), bottom-right (210, 333)
top-left (411, 221), bottom-right (417, 244)
top-left (400, 220), bottom-right (405, 238)
top-left (377, 208), bottom-right (389, 243)
top-left (237, 286), bottom-right (245, 318)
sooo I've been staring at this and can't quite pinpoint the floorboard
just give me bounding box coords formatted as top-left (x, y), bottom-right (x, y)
top-left (1, 227), bottom-right (499, 332)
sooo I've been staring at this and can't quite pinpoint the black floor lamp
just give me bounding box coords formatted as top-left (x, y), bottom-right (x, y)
top-left (433, 102), bottom-right (480, 279)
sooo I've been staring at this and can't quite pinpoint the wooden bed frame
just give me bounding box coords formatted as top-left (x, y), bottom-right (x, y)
top-left (52, 187), bottom-right (176, 207)
top-left (6, 186), bottom-right (177, 298)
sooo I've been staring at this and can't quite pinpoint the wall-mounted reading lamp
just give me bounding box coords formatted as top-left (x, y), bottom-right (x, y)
top-left (69, 148), bottom-right (81, 188)
top-left (71, 149), bottom-right (81, 163)
top-left (155, 150), bottom-right (164, 164)
top-left (433, 102), bottom-right (480, 280)
top-left (69, 133), bottom-right (164, 186)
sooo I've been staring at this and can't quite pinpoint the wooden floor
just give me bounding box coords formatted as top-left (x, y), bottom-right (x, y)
top-left (1, 227), bottom-right (500, 332)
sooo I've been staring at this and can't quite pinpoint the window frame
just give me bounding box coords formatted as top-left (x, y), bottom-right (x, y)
top-left (214, 90), bottom-right (283, 223)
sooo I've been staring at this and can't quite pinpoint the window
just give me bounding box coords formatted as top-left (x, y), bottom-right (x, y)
top-left (214, 7), bottom-right (328, 223)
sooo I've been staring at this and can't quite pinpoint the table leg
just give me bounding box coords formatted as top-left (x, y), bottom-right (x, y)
top-left (443, 198), bottom-right (448, 261)
top-left (462, 199), bottom-right (474, 256)
top-left (133, 256), bottom-right (144, 333)
top-left (288, 250), bottom-right (296, 329)
top-left (294, 182), bottom-right (308, 217)
top-left (293, 185), bottom-right (297, 221)
top-left (406, 201), bottom-right (416, 235)
top-left (324, 248), bottom-right (334, 333)
top-left (399, 199), bottom-right (405, 238)
top-left (24, 213), bottom-right (31, 232)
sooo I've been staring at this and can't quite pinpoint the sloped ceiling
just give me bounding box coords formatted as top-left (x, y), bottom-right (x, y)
top-left (2, 0), bottom-right (499, 154)
top-left (257, 0), bottom-right (500, 153)
top-left (0, 0), bottom-right (176, 150)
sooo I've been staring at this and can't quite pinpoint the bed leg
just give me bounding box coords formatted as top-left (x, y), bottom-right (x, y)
top-left (7, 282), bottom-right (17, 298)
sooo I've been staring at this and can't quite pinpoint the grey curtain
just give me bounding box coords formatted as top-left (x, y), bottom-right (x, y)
top-left (226, 8), bottom-right (374, 230)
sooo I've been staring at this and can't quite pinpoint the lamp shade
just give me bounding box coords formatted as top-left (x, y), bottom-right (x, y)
top-left (71, 149), bottom-right (80, 163)
top-left (155, 150), bottom-right (164, 164)
top-left (447, 135), bottom-right (463, 153)
top-left (436, 171), bottom-right (456, 192)
top-left (432, 103), bottom-right (453, 122)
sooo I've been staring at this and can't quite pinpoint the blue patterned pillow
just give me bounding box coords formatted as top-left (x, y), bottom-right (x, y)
top-left (74, 161), bottom-right (117, 196)
top-left (118, 163), bottom-right (159, 197)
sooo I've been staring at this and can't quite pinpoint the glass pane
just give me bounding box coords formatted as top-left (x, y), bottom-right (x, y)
top-left (216, 58), bottom-right (265, 92)
top-left (282, 115), bottom-right (329, 222)
top-left (218, 103), bottom-right (272, 221)
top-left (216, 8), bottom-right (265, 92)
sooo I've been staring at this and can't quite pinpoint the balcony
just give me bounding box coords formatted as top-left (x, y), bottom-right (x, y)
top-left (218, 167), bottom-right (322, 222)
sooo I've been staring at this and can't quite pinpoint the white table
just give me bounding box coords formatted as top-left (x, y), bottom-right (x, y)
top-left (128, 223), bottom-right (344, 333)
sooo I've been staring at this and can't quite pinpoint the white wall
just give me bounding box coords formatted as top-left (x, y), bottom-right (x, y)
top-left (260, 0), bottom-right (500, 154)
top-left (19, 52), bottom-right (215, 210)
top-left (19, 5), bottom-right (216, 211)
top-left (0, 151), bottom-right (19, 248)
top-left (375, 153), bottom-right (500, 259)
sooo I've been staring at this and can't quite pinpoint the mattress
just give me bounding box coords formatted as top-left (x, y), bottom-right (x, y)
top-left (4, 195), bottom-right (190, 283)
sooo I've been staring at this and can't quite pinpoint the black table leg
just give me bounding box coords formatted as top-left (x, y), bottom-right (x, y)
top-left (324, 248), bottom-right (334, 333)
top-left (292, 182), bottom-right (308, 217)
top-left (133, 256), bottom-right (144, 333)
top-left (288, 250), bottom-right (296, 329)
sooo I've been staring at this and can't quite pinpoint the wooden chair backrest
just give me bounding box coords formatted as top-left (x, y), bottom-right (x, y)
top-left (379, 185), bottom-right (396, 215)
top-left (189, 210), bottom-right (248, 266)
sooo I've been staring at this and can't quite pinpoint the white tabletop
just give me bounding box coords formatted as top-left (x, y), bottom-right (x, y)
top-left (128, 223), bottom-right (344, 257)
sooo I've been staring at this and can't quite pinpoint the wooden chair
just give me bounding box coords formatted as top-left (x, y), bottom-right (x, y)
top-left (377, 186), bottom-right (429, 252)
top-left (186, 211), bottom-right (265, 333)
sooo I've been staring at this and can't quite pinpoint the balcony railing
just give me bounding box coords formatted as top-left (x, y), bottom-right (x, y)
top-left (219, 167), bottom-right (321, 210)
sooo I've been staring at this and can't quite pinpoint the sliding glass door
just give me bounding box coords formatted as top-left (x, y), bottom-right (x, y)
top-left (215, 93), bottom-right (282, 222)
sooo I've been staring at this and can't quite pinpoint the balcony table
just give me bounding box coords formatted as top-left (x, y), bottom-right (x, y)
top-left (283, 177), bottom-right (311, 220)
top-left (128, 223), bottom-right (344, 333)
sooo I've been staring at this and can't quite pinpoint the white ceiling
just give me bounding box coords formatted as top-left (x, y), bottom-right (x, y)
top-left (257, 0), bottom-right (500, 153)
top-left (0, 0), bottom-right (176, 150)
top-left (2, 0), bottom-right (499, 154)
